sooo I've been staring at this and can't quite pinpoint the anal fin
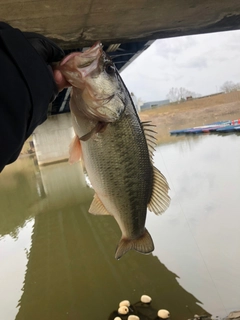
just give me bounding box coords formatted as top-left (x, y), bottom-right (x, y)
top-left (89, 194), bottom-right (111, 216)
top-left (148, 166), bottom-right (171, 215)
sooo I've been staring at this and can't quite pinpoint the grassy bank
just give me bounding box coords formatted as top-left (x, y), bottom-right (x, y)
top-left (139, 91), bottom-right (240, 145)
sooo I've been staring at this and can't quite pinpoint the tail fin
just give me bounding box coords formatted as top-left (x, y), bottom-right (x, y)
top-left (115, 229), bottom-right (154, 260)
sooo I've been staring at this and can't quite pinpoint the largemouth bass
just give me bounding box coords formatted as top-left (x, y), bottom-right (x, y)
top-left (58, 42), bottom-right (170, 259)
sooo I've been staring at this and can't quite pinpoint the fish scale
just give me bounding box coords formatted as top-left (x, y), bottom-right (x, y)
top-left (79, 104), bottom-right (154, 254)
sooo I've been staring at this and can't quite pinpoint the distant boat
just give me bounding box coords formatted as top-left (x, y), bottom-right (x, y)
top-left (216, 124), bottom-right (240, 132)
top-left (170, 119), bottom-right (240, 135)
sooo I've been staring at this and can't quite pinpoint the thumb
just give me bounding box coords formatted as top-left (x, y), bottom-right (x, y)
top-left (53, 69), bottom-right (71, 92)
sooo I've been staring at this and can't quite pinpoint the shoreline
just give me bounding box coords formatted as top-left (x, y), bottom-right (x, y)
top-left (139, 91), bottom-right (240, 145)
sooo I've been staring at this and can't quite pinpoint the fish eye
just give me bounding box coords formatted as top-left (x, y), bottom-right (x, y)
top-left (105, 63), bottom-right (115, 75)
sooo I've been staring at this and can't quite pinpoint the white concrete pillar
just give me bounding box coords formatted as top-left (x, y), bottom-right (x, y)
top-left (33, 113), bottom-right (74, 166)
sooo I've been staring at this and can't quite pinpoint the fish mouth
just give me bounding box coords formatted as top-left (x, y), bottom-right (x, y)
top-left (60, 52), bottom-right (81, 66)
top-left (59, 42), bottom-right (103, 81)
top-left (60, 42), bottom-right (102, 66)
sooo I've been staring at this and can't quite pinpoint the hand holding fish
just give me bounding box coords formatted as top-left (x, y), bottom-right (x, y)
top-left (22, 31), bottom-right (71, 93)
top-left (0, 22), bottom-right (69, 172)
top-left (53, 69), bottom-right (71, 92)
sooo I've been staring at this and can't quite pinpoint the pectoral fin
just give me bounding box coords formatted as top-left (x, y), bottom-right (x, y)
top-left (69, 135), bottom-right (82, 164)
top-left (148, 166), bottom-right (170, 215)
top-left (89, 194), bottom-right (111, 215)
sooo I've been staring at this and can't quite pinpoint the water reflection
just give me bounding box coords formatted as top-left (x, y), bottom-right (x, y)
top-left (151, 134), bottom-right (240, 318)
top-left (0, 158), bottom-right (38, 238)
top-left (15, 205), bottom-right (208, 320)
top-left (0, 155), bottom-right (209, 320)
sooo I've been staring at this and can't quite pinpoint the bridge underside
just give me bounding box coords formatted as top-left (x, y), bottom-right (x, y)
top-left (4, 0), bottom-right (240, 163)
top-left (4, 1), bottom-right (240, 115)
top-left (2, 0), bottom-right (240, 49)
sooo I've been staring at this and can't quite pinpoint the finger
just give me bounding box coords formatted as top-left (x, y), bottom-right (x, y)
top-left (53, 69), bottom-right (71, 92)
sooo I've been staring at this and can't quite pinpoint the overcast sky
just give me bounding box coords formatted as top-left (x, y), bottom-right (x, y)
top-left (120, 29), bottom-right (240, 103)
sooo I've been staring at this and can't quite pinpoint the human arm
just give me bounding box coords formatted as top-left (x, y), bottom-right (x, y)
top-left (0, 22), bottom-right (68, 172)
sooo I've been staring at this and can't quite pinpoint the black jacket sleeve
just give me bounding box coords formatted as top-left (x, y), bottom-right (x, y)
top-left (0, 22), bottom-right (58, 172)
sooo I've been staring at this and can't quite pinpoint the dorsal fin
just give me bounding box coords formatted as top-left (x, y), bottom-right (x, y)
top-left (89, 193), bottom-right (111, 215)
top-left (148, 166), bottom-right (170, 215)
top-left (141, 121), bottom-right (157, 160)
top-left (142, 121), bottom-right (171, 214)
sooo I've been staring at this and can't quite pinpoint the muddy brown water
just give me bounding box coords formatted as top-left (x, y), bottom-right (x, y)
top-left (0, 133), bottom-right (239, 320)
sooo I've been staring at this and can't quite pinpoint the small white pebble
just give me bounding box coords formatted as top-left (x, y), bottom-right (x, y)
top-left (158, 309), bottom-right (170, 319)
top-left (118, 306), bottom-right (129, 315)
top-left (140, 294), bottom-right (152, 303)
top-left (128, 315), bottom-right (140, 320)
top-left (114, 317), bottom-right (122, 320)
top-left (119, 300), bottom-right (130, 307)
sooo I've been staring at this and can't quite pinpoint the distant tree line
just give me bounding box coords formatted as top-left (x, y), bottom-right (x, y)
top-left (167, 80), bottom-right (240, 103)
top-left (132, 80), bottom-right (240, 108)
top-left (166, 87), bottom-right (201, 103)
top-left (220, 81), bottom-right (240, 93)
